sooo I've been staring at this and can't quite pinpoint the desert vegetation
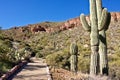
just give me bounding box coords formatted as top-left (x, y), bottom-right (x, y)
top-left (0, 1), bottom-right (120, 79)
top-left (1, 20), bottom-right (120, 79)
top-left (0, 29), bottom-right (33, 77)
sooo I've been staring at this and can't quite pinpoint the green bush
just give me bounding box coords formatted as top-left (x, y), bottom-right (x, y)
top-left (46, 50), bottom-right (70, 70)
top-left (108, 53), bottom-right (120, 79)
top-left (46, 52), bottom-right (63, 68)
top-left (0, 61), bottom-right (13, 73)
top-left (35, 52), bottom-right (43, 58)
top-left (78, 55), bottom-right (90, 73)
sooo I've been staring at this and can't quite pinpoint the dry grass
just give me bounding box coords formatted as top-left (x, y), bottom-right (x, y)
top-left (51, 68), bottom-right (112, 80)
top-left (50, 68), bottom-right (89, 80)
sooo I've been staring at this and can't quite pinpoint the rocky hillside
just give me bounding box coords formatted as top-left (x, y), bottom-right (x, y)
top-left (4, 12), bottom-right (120, 33)
top-left (1, 12), bottom-right (120, 79)
top-left (2, 12), bottom-right (120, 51)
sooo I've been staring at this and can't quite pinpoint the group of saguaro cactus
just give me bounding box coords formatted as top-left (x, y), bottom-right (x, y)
top-left (70, 42), bottom-right (78, 73)
top-left (80, 0), bottom-right (111, 75)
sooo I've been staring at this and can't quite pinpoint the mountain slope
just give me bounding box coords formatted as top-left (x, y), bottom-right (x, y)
top-left (1, 12), bottom-right (120, 79)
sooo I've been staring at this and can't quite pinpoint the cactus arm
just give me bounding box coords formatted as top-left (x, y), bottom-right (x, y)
top-left (104, 12), bottom-right (111, 31)
top-left (96, 0), bottom-right (111, 31)
top-left (80, 14), bottom-right (91, 32)
top-left (96, 0), bottom-right (102, 21)
top-left (98, 8), bottom-right (108, 31)
top-left (96, 0), bottom-right (110, 75)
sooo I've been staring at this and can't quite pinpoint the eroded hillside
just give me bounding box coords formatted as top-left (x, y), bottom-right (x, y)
top-left (2, 12), bottom-right (120, 79)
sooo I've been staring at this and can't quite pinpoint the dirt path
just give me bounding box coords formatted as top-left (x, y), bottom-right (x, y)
top-left (13, 58), bottom-right (52, 80)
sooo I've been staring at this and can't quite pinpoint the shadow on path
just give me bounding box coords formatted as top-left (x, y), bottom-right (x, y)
top-left (7, 62), bottom-right (27, 80)
top-left (12, 58), bottom-right (52, 80)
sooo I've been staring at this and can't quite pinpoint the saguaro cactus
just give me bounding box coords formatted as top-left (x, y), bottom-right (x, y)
top-left (80, 0), bottom-right (110, 75)
top-left (70, 42), bottom-right (78, 73)
top-left (96, 0), bottom-right (111, 75)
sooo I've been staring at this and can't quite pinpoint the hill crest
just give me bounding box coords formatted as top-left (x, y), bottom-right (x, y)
top-left (8, 12), bottom-right (120, 34)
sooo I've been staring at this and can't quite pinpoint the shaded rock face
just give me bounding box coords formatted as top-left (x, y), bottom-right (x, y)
top-left (12, 12), bottom-right (120, 33)
top-left (15, 25), bottom-right (46, 33)
top-left (31, 25), bottom-right (46, 33)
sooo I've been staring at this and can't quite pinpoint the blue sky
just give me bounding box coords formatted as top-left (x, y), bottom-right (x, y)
top-left (0, 0), bottom-right (120, 29)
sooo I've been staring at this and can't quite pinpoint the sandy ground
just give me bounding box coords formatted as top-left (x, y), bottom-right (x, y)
top-left (13, 58), bottom-right (52, 80)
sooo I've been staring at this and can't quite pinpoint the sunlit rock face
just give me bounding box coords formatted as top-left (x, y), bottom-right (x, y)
top-left (11, 12), bottom-right (120, 33)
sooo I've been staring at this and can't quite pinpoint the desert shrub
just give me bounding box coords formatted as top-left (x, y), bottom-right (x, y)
top-left (0, 38), bottom-right (34, 74)
top-left (0, 37), bottom-right (16, 74)
top-left (0, 40), bottom-right (11, 61)
top-left (35, 52), bottom-right (43, 58)
top-left (108, 53), bottom-right (120, 80)
top-left (46, 43), bottom-right (91, 73)
top-left (0, 61), bottom-right (14, 74)
top-left (46, 52), bottom-right (63, 68)
top-left (109, 60), bottom-right (120, 80)
top-left (46, 50), bottom-right (70, 70)
top-left (108, 46), bottom-right (120, 78)
top-left (78, 55), bottom-right (90, 73)
top-left (59, 49), bottom-right (70, 70)
top-left (77, 44), bottom-right (90, 73)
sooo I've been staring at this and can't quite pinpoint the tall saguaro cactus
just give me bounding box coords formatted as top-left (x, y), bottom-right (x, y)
top-left (96, 0), bottom-right (111, 75)
top-left (80, 0), bottom-right (110, 75)
top-left (70, 42), bottom-right (78, 73)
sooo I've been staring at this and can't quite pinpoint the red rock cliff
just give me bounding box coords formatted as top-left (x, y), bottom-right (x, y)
top-left (12, 12), bottom-right (120, 33)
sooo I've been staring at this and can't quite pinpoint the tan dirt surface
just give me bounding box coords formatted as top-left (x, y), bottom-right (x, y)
top-left (13, 58), bottom-right (52, 80)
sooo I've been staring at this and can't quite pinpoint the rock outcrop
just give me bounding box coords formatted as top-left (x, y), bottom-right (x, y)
top-left (30, 25), bottom-right (46, 33)
top-left (46, 12), bottom-right (120, 33)
top-left (10, 12), bottom-right (120, 33)
top-left (111, 12), bottom-right (120, 22)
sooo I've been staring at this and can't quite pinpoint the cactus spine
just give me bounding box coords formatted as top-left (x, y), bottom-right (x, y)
top-left (80, 0), bottom-right (110, 75)
top-left (70, 42), bottom-right (78, 73)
